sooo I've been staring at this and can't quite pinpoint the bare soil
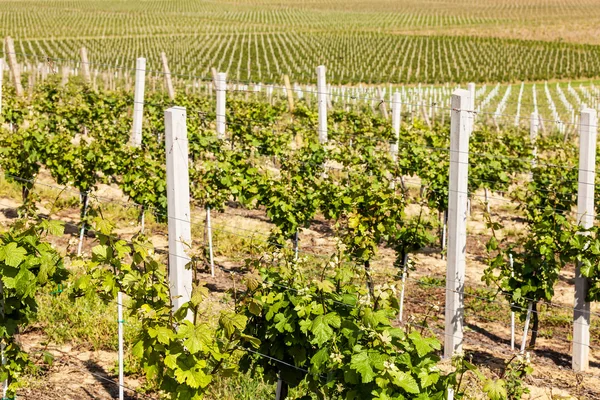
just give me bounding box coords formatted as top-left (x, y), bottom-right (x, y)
top-left (2, 176), bottom-right (600, 399)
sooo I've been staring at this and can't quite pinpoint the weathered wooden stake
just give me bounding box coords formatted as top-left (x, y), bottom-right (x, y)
top-left (283, 74), bottom-right (294, 112)
top-left (79, 47), bottom-right (91, 84)
top-left (161, 52), bottom-right (175, 100)
top-left (4, 37), bottom-right (23, 97)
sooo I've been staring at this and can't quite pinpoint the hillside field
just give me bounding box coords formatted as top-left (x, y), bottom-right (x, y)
top-left (2, 0), bottom-right (600, 83)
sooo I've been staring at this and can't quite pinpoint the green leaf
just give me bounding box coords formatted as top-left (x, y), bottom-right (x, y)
top-left (148, 326), bottom-right (173, 345)
top-left (174, 365), bottom-right (212, 389)
top-left (92, 245), bottom-right (109, 261)
top-left (45, 220), bottom-right (65, 236)
top-left (389, 370), bottom-right (420, 394)
top-left (132, 340), bottom-right (144, 358)
top-left (1, 242), bottom-right (27, 267)
top-left (219, 312), bottom-right (247, 337)
top-left (248, 300), bottom-right (263, 316)
top-left (43, 351), bottom-right (55, 366)
top-left (311, 315), bottom-right (334, 346)
top-left (350, 351), bottom-right (376, 383)
top-left (408, 331), bottom-right (440, 357)
top-left (165, 353), bottom-right (180, 369)
top-left (310, 347), bottom-right (329, 369)
top-left (191, 284), bottom-right (209, 307)
top-left (418, 369), bottom-right (439, 388)
top-left (323, 312), bottom-right (341, 329)
top-left (483, 379), bottom-right (507, 400)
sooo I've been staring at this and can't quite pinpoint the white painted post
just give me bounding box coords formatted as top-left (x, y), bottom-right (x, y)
top-left (444, 89), bottom-right (472, 358)
top-left (509, 253), bottom-right (515, 351)
top-left (161, 52), bottom-right (175, 100)
top-left (530, 112), bottom-right (539, 169)
top-left (398, 255), bottom-right (409, 323)
top-left (117, 291), bottom-right (124, 400)
top-left (165, 107), bottom-right (192, 314)
top-left (390, 92), bottom-right (401, 160)
top-left (316, 65), bottom-right (328, 143)
top-left (79, 47), bottom-right (91, 84)
top-left (206, 207), bottom-right (215, 277)
top-left (521, 302), bottom-right (533, 353)
top-left (77, 194), bottom-right (90, 256)
top-left (447, 388), bottom-right (455, 400)
top-left (511, 308), bottom-right (516, 351)
top-left (216, 72), bottom-right (227, 139)
top-left (131, 57), bottom-right (146, 147)
top-left (573, 108), bottom-right (597, 371)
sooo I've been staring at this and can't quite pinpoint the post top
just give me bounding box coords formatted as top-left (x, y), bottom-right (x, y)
top-left (452, 88), bottom-right (470, 97)
top-left (581, 107), bottom-right (597, 115)
top-left (166, 106), bottom-right (186, 112)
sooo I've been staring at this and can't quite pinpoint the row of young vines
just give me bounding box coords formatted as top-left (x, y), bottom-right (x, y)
top-left (0, 74), bottom-right (598, 399)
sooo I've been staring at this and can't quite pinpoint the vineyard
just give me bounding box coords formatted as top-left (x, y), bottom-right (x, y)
top-left (0, 41), bottom-right (599, 400)
top-left (3, 0), bottom-right (600, 83)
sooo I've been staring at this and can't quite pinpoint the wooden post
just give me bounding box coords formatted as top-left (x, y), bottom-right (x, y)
top-left (573, 108), bottom-right (597, 371)
top-left (390, 92), bottom-right (401, 160)
top-left (316, 66), bottom-right (327, 143)
top-left (444, 89), bottom-right (472, 358)
top-left (378, 87), bottom-right (389, 119)
top-left (165, 106), bottom-right (192, 314)
top-left (211, 67), bottom-right (218, 86)
top-left (4, 37), bottom-right (23, 97)
top-left (283, 75), bottom-right (294, 112)
top-left (216, 72), bottom-right (226, 139)
top-left (79, 47), bottom-right (91, 84)
top-left (131, 57), bottom-right (146, 147)
top-left (161, 52), bottom-right (175, 100)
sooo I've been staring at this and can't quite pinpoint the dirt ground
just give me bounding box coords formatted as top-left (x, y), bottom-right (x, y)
top-left (2, 175), bottom-right (600, 399)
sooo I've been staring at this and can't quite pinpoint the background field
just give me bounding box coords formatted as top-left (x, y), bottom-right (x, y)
top-left (3, 0), bottom-right (600, 83)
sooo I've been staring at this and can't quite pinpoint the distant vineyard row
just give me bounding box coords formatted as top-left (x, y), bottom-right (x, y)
top-left (11, 33), bottom-right (600, 84)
